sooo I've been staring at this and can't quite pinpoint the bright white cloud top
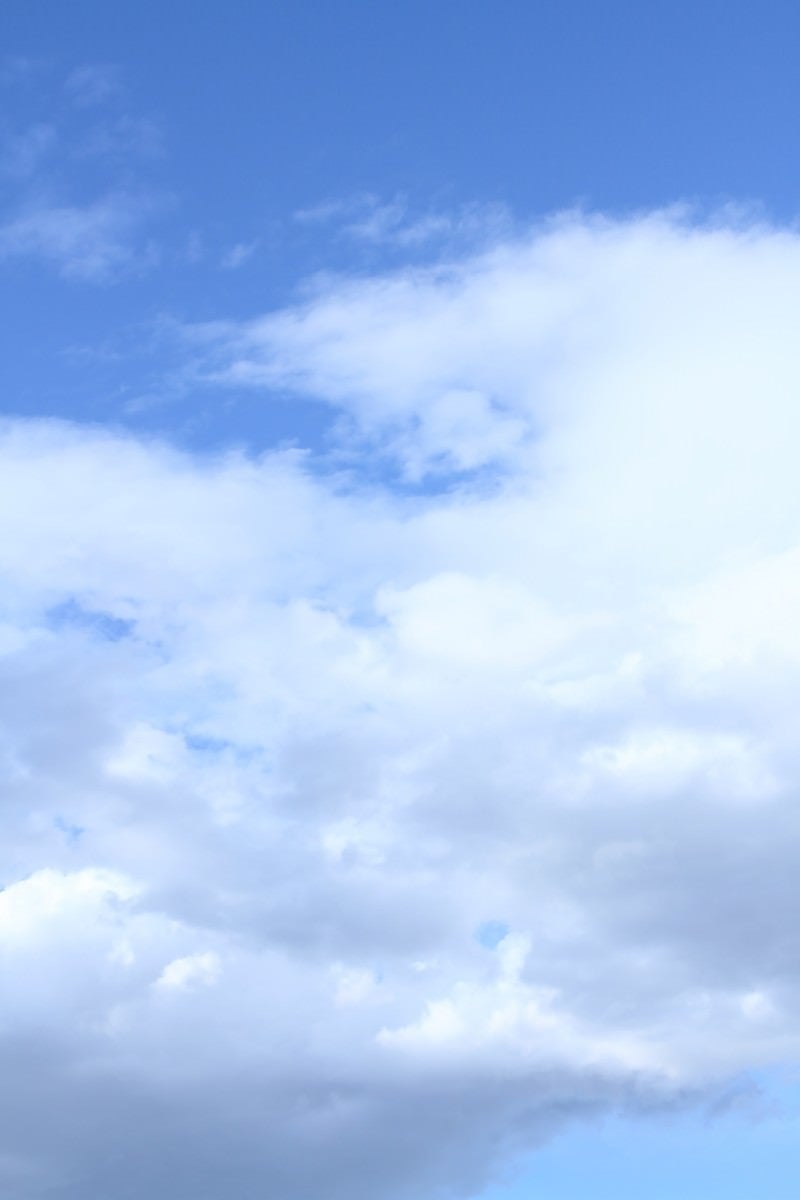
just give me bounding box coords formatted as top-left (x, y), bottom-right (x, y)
top-left (3, 213), bottom-right (800, 1198)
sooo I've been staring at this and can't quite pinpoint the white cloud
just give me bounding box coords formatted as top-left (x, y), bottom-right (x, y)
top-left (155, 951), bottom-right (221, 991)
top-left (4, 212), bottom-right (800, 1196)
top-left (194, 210), bottom-right (800, 495)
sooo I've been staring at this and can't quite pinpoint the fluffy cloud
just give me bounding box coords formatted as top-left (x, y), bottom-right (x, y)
top-left (3, 212), bottom-right (800, 1197)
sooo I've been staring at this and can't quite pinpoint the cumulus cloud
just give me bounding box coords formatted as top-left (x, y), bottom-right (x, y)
top-left (3, 212), bottom-right (800, 1197)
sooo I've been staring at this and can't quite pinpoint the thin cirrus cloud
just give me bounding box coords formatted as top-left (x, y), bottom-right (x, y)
top-left (294, 192), bottom-right (513, 253)
top-left (0, 192), bottom-right (160, 281)
top-left (64, 63), bottom-right (125, 108)
top-left (0, 64), bottom-right (166, 282)
top-left (3, 211), bottom-right (800, 1198)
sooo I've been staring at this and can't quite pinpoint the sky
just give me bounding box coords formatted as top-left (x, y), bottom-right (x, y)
top-left (2, 2), bottom-right (800, 1197)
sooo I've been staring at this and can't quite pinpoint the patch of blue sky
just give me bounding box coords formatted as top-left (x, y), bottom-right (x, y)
top-left (481, 1070), bottom-right (800, 1200)
top-left (182, 730), bottom-right (270, 769)
top-left (476, 920), bottom-right (510, 950)
top-left (183, 733), bottom-right (233, 755)
top-left (46, 597), bottom-right (135, 642)
top-left (54, 814), bottom-right (85, 844)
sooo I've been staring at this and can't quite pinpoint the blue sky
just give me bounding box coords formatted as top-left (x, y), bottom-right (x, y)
top-left (3, 4), bottom-right (800, 1199)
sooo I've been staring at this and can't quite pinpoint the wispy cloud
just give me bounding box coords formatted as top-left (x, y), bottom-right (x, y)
top-left (64, 63), bottom-right (125, 108)
top-left (0, 122), bottom-right (56, 179)
top-left (74, 114), bottom-right (165, 163)
top-left (220, 238), bottom-right (260, 269)
top-left (0, 63), bottom-right (168, 282)
top-left (0, 193), bottom-right (160, 281)
top-left (296, 192), bottom-right (512, 251)
top-left (0, 54), bottom-right (44, 85)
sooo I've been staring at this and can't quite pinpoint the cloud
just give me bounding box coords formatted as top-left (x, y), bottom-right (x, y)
top-left (64, 64), bottom-right (125, 108)
top-left (295, 192), bottom-right (512, 254)
top-left (0, 193), bottom-right (159, 280)
top-left (220, 238), bottom-right (260, 269)
top-left (191, 208), bottom-right (800, 482)
top-left (0, 123), bottom-right (57, 180)
top-left (3, 211), bottom-right (800, 1196)
top-left (0, 65), bottom-right (165, 282)
top-left (0, 55), bottom-right (43, 85)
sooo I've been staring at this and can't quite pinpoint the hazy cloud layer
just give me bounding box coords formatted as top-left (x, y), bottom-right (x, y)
top-left (3, 213), bottom-right (800, 1197)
